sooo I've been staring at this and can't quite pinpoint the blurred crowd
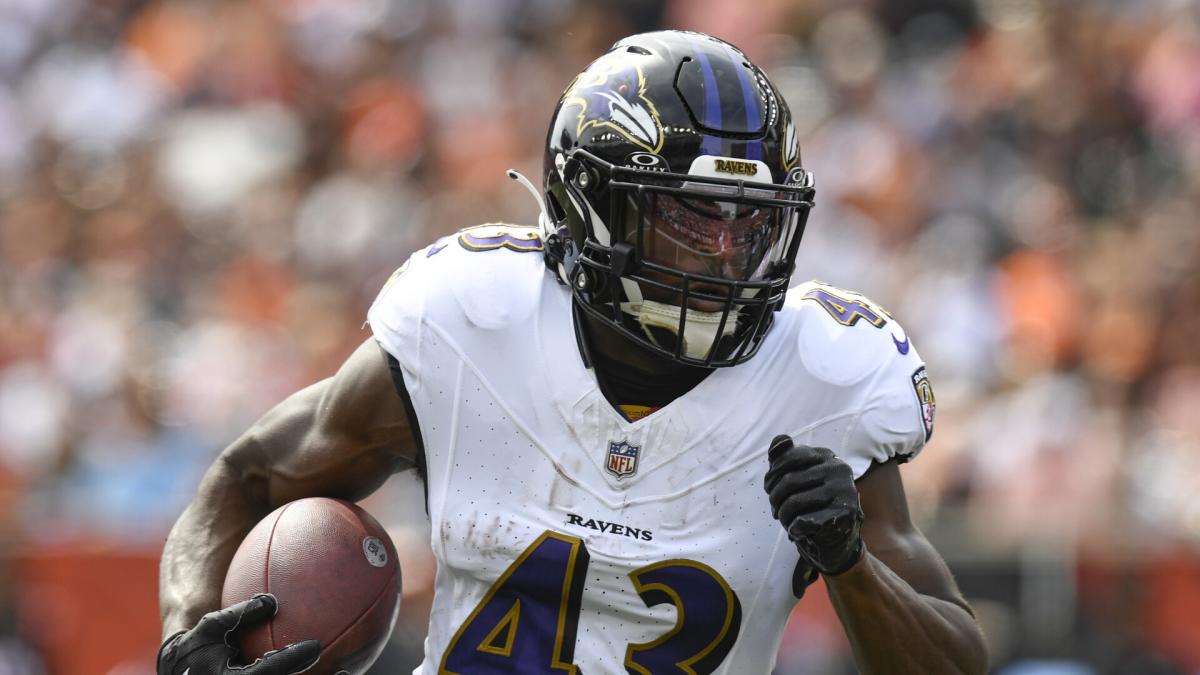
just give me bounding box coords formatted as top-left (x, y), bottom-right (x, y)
top-left (1, 0), bottom-right (1199, 673)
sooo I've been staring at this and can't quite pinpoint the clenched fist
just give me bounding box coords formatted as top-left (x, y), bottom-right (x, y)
top-left (763, 435), bottom-right (865, 576)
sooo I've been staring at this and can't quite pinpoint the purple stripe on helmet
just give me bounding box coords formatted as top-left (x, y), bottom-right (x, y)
top-left (720, 44), bottom-right (763, 161)
top-left (693, 49), bottom-right (722, 156)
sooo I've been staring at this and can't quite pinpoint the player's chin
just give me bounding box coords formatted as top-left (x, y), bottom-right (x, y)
top-left (686, 297), bottom-right (729, 313)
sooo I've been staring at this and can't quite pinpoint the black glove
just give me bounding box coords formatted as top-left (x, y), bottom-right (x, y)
top-left (764, 435), bottom-right (865, 576)
top-left (157, 594), bottom-right (322, 675)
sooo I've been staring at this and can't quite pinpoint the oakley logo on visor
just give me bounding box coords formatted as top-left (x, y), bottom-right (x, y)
top-left (625, 152), bottom-right (670, 172)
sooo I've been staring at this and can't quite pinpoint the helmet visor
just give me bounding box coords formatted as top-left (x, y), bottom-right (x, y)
top-left (629, 190), bottom-right (793, 283)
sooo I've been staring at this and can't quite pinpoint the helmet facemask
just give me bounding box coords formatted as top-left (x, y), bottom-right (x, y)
top-left (554, 148), bottom-right (815, 368)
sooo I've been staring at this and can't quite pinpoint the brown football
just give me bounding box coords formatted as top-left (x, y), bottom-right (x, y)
top-left (221, 497), bottom-right (401, 675)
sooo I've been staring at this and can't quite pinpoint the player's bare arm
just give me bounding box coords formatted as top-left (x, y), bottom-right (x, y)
top-left (158, 337), bottom-right (416, 642)
top-left (766, 439), bottom-right (987, 674)
top-left (829, 459), bottom-right (988, 674)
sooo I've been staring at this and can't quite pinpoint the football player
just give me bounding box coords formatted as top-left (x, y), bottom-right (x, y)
top-left (158, 31), bottom-right (986, 675)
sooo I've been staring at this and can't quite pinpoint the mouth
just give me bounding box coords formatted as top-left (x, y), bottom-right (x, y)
top-left (684, 284), bottom-right (733, 312)
top-left (641, 282), bottom-right (732, 313)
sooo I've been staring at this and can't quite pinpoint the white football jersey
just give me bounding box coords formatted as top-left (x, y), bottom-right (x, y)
top-left (367, 224), bottom-right (934, 675)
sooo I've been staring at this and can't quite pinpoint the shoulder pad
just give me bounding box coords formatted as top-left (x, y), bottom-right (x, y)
top-left (778, 281), bottom-right (933, 475)
top-left (445, 224), bottom-right (548, 330)
top-left (373, 223), bottom-right (548, 333)
top-left (367, 223), bottom-right (550, 392)
top-left (785, 280), bottom-right (911, 387)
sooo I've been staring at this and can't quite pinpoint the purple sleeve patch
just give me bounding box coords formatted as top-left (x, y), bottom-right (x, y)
top-left (802, 288), bottom-right (887, 328)
top-left (458, 224), bottom-right (544, 253)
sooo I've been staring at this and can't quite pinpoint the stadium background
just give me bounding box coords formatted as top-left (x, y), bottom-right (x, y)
top-left (1, 0), bottom-right (1199, 672)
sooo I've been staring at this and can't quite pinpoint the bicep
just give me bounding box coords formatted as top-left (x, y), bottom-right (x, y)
top-left (224, 337), bottom-right (418, 509)
top-left (857, 460), bottom-right (973, 616)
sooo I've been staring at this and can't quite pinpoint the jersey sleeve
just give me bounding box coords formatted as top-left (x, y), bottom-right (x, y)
top-left (366, 239), bottom-right (444, 396)
top-left (785, 282), bottom-right (935, 479)
top-left (838, 348), bottom-right (934, 477)
top-left (365, 224), bottom-right (550, 398)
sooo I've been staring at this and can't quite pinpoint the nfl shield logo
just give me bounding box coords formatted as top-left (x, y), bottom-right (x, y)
top-left (606, 439), bottom-right (640, 479)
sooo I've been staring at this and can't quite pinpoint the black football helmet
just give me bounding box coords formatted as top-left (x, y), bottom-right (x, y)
top-left (535, 30), bottom-right (815, 367)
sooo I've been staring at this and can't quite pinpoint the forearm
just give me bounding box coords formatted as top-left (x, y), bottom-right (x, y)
top-left (159, 452), bottom-right (271, 638)
top-left (825, 552), bottom-right (987, 675)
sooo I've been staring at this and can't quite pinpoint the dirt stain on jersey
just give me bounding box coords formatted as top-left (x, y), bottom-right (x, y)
top-left (548, 458), bottom-right (583, 511)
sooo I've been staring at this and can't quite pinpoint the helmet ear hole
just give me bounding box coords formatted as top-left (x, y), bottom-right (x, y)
top-left (545, 188), bottom-right (567, 223)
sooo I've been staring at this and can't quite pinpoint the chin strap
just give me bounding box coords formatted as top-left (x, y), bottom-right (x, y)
top-left (620, 299), bottom-right (737, 360)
